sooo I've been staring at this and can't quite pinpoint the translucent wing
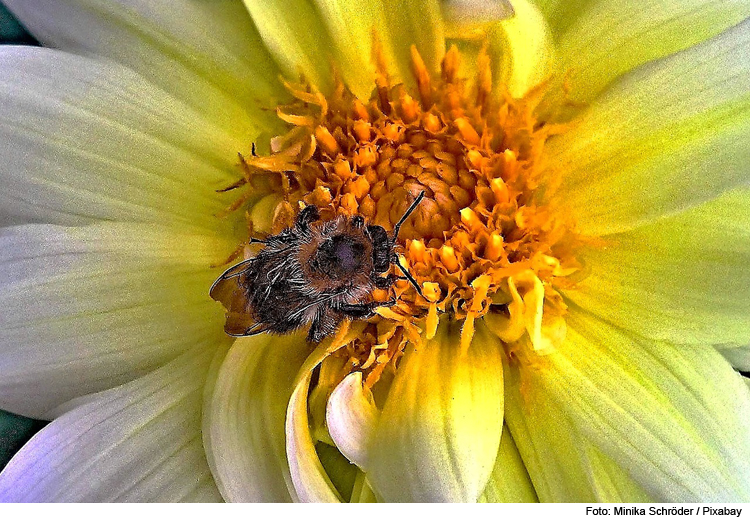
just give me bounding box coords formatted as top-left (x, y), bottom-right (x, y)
top-left (209, 259), bottom-right (269, 337)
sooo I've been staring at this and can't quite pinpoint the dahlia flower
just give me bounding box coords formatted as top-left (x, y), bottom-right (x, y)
top-left (0, 0), bottom-right (749, 503)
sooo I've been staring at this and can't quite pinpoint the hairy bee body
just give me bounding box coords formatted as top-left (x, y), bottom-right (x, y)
top-left (210, 193), bottom-right (423, 342)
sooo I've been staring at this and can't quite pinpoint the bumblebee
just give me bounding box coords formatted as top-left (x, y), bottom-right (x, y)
top-left (210, 192), bottom-right (424, 342)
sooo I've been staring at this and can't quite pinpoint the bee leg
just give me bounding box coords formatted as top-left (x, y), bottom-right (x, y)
top-left (295, 205), bottom-right (320, 232)
top-left (307, 309), bottom-right (340, 343)
top-left (351, 215), bottom-right (365, 229)
top-left (335, 299), bottom-right (396, 320)
top-left (373, 274), bottom-right (401, 289)
top-left (392, 259), bottom-right (423, 297)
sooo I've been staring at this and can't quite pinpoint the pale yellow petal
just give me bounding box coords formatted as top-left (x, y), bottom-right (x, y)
top-left (243, 0), bottom-right (336, 94)
top-left (4, 0), bottom-right (284, 132)
top-left (547, 18), bottom-right (750, 235)
top-left (314, 0), bottom-right (445, 99)
top-left (204, 334), bottom-right (309, 502)
top-left (551, 2), bottom-right (750, 106)
top-left (478, 426), bottom-right (538, 502)
top-left (565, 188), bottom-right (750, 345)
top-left (367, 320), bottom-right (504, 502)
top-left (486, 0), bottom-right (554, 97)
top-left (326, 372), bottom-right (380, 469)
top-left (513, 310), bottom-right (750, 501)
top-left (0, 222), bottom-right (233, 418)
top-left (0, 345), bottom-right (224, 502)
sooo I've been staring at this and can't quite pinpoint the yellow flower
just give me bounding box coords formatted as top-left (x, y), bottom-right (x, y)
top-left (0, 0), bottom-right (749, 502)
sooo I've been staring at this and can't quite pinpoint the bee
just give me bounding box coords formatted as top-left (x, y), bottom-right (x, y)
top-left (210, 191), bottom-right (425, 342)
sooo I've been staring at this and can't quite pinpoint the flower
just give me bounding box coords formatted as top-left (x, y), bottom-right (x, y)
top-left (0, 0), bottom-right (749, 503)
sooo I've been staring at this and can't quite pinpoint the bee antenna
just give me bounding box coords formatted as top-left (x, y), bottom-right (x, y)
top-left (391, 190), bottom-right (425, 242)
top-left (395, 259), bottom-right (424, 298)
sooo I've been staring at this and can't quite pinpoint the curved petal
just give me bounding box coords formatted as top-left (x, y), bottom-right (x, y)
top-left (504, 356), bottom-right (652, 502)
top-left (284, 323), bottom-right (368, 502)
top-left (243, 0), bottom-right (336, 95)
top-left (565, 188), bottom-right (750, 345)
top-left (0, 47), bottom-right (255, 229)
top-left (512, 309), bottom-right (750, 502)
top-left (287, 368), bottom-right (343, 503)
top-left (0, 222), bottom-right (233, 418)
top-left (550, 1), bottom-right (750, 106)
top-left (547, 18), bottom-right (750, 236)
top-left (326, 371), bottom-right (379, 469)
top-left (313, 0), bottom-right (445, 99)
top-left (716, 345), bottom-right (750, 372)
top-left (485, 0), bottom-right (554, 98)
top-left (478, 426), bottom-right (538, 503)
top-left (366, 320), bottom-right (504, 502)
top-left (0, 343), bottom-right (224, 502)
top-left (204, 333), bottom-right (309, 502)
top-left (2, 0), bottom-right (284, 129)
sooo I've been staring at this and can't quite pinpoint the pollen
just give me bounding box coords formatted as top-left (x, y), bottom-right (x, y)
top-left (221, 44), bottom-right (586, 384)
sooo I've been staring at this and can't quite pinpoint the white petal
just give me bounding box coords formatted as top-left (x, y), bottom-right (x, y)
top-left (313, 0), bottom-right (446, 98)
top-left (0, 222), bottom-right (233, 418)
top-left (287, 369), bottom-right (342, 502)
top-left (0, 47), bottom-right (254, 229)
top-left (547, 18), bottom-right (750, 235)
top-left (204, 333), bottom-right (310, 502)
top-left (564, 188), bottom-right (750, 345)
top-left (0, 344), bottom-right (224, 502)
top-left (3, 0), bottom-right (284, 129)
top-left (504, 359), bottom-right (652, 502)
top-left (512, 310), bottom-right (750, 501)
top-left (243, 0), bottom-right (337, 95)
top-left (550, 1), bottom-right (750, 106)
top-left (367, 320), bottom-right (504, 502)
top-left (326, 372), bottom-right (380, 469)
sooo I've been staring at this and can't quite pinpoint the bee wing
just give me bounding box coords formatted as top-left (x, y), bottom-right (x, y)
top-left (210, 259), bottom-right (269, 337)
top-left (211, 258), bottom-right (256, 284)
top-left (225, 322), bottom-right (270, 337)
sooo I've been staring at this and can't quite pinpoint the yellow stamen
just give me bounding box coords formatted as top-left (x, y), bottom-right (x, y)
top-left (453, 117), bottom-right (481, 145)
top-left (353, 120), bottom-right (372, 142)
top-left (410, 45), bottom-right (433, 109)
top-left (459, 207), bottom-right (481, 230)
top-left (314, 125), bottom-right (340, 156)
top-left (439, 245), bottom-right (460, 272)
top-left (484, 233), bottom-right (504, 261)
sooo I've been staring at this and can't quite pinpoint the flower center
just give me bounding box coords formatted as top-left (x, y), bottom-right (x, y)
top-left (220, 45), bottom-right (584, 385)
